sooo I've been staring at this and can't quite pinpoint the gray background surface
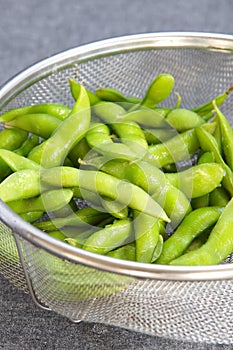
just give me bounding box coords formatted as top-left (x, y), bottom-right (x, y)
top-left (1, 0), bottom-right (233, 349)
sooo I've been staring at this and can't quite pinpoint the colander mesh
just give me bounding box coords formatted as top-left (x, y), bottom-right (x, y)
top-left (1, 44), bottom-right (233, 344)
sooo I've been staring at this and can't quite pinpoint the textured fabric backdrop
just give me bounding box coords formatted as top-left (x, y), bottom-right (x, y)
top-left (1, 0), bottom-right (233, 349)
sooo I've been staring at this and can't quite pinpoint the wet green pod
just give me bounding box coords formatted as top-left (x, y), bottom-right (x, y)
top-left (196, 126), bottom-right (233, 196)
top-left (133, 211), bottom-right (160, 263)
top-left (106, 243), bottom-right (136, 261)
top-left (0, 128), bottom-right (28, 150)
top-left (100, 197), bottom-right (128, 219)
top-left (117, 108), bottom-right (168, 128)
top-left (151, 235), bottom-right (163, 263)
top-left (110, 121), bottom-right (148, 155)
top-left (41, 166), bottom-right (170, 221)
top-left (156, 206), bottom-right (222, 264)
top-left (166, 163), bottom-right (225, 198)
top-left (82, 218), bottom-right (133, 255)
top-left (0, 103), bottom-right (71, 122)
top-left (29, 85), bottom-right (91, 168)
top-left (209, 187), bottom-right (230, 207)
top-left (192, 85), bottom-right (233, 118)
top-left (7, 189), bottom-right (73, 214)
top-left (166, 108), bottom-right (204, 132)
top-left (197, 151), bottom-right (215, 164)
top-left (0, 149), bottom-right (40, 172)
top-left (95, 87), bottom-right (141, 104)
top-left (146, 128), bottom-right (199, 167)
top-left (68, 78), bottom-right (100, 106)
top-left (141, 73), bottom-right (175, 108)
top-left (169, 198), bottom-right (233, 265)
top-left (85, 122), bottom-right (139, 161)
top-left (20, 211), bottom-right (44, 223)
top-left (14, 134), bottom-right (39, 156)
top-left (34, 207), bottom-right (109, 231)
top-left (143, 127), bottom-right (177, 145)
top-left (0, 169), bottom-right (40, 202)
top-left (213, 101), bottom-right (233, 171)
top-left (4, 114), bottom-right (61, 139)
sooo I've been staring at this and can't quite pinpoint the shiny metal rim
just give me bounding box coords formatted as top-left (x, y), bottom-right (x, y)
top-left (1, 32), bottom-right (233, 281)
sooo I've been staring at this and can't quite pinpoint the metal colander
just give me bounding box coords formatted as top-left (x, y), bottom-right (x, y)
top-left (0, 32), bottom-right (233, 345)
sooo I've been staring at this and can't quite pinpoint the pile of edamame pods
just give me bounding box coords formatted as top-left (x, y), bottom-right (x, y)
top-left (1, 73), bottom-right (233, 266)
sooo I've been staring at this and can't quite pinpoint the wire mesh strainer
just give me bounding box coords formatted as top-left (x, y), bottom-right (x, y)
top-left (0, 32), bottom-right (233, 345)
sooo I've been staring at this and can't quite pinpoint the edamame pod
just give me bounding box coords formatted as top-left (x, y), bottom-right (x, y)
top-left (68, 77), bottom-right (100, 106)
top-left (82, 219), bottom-right (133, 255)
top-left (0, 149), bottom-right (40, 171)
top-left (156, 206), bottom-right (222, 264)
top-left (196, 126), bottom-right (233, 196)
top-left (166, 108), bottom-right (204, 132)
top-left (34, 207), bottom-right (109, 231)
top-left (106, 243), bottom-right (136, 261)
top-left (4, 114), bottom-right (61, 139)
top-left (213, 101), bottom-right (233, 171)
top-left (166, 163), bottom-right (225, 198)
top-left (14, 134), bottom-right (39, 156)
top-left (170, 198), bottom-right (233, 265)
top-left (0, 103), bottom-right (71, 122)
top-left (95, 87), bottom-right (141, 104)
top-left (146, 128), bottom-right (199, 167)
top-left (0, 169), bottom-right (40, 202)
top-left (141, 73), bottom-right (175, 108)
top-left (7, 189), bottom-right (73, 214)
top-left (41, 166), bottom-right (170, 221)
top-left (0, 128), bottom-right (28, 150)
top-left (133, 211), bottom-right (160, 263)
top-left (192, 85), bottom-right (233, 118)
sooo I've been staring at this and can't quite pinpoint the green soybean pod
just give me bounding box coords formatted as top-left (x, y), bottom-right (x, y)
top-left (0, 149), bottom-right (40, 172)
top-left (0, 128), bottom-right (28, 150)
top-left (95, 87), bottom-right (141, 104)
top-left (192, 85), bottom-right (233, 118)
top-left (146, 128), bottom-right (199, 167)
top-left (117, 108), bottom-right (168, 128)
top-left (191, 194), bottom-right (210, 210)
top-left (133, 210), bottom-right (160, 263)
top-left (151, 235), bottom-right (164, 263)
top-left (0, 169), bottom-right (40, 202)
top-left (0, 160), bottom-right (12, 182)
top-left (5, 114), bottom-right (61, 139)
top-left (213, 100), bottom-right (233, 171)
top-left (100, 197), bottom-right (128, 219)
top-left (7, 189), bottom-right (73, 214)
top-left (166, 108), bottom-right (205, 132)
top-left (143, 127), bottom-right (177, 145)
top-left (28, 85), bottom-right (91, 168)
top-left (156, 206), bottom-right (222, 265)
top-left (166, 163), bottom-right (225, 198)
top-left (85, 122), bottom-right (139, 161)
top-left (68, 77), bottom-right (100, 106)
top-left (169, 198), bottom-right (233, 265)
top-left (141, 73), bottom-right (175, 108)
top-left (82, 218), bottom-right (133, 255)
top-left (20, 211), bottom-right (44, 223)
top-left (106, 243), bottom-right (136, 261)
top-left (191, 151), bottom-right (215, 208)
top-left (41, 166), bottom-right (170, 221)
top-left (14, 134), bottom-right (39, 156)
top-left (197, 151), bottom-right (215, 164)
top-left (110, 121), bottom-right (148, 155)
top-left (34, 207), bottom-right (109, 231)
top-left (209, 187), bottom-right (230, 207)
top-left (0, 103), bottom-right (71, 122)
top-left (196, 126), bottom-right (233, 196)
